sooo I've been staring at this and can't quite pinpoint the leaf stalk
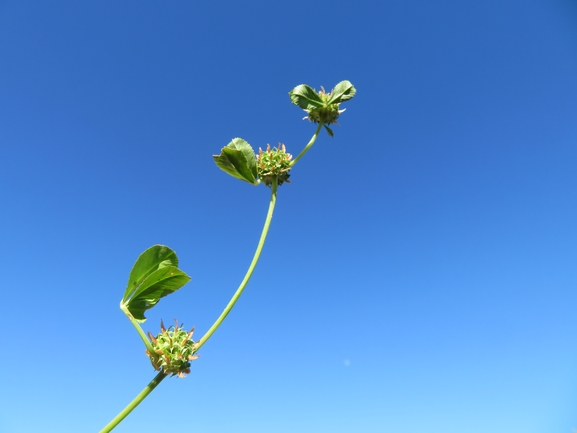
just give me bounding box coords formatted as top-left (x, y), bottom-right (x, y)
top-left (120, 302), bottom-right (155, 354)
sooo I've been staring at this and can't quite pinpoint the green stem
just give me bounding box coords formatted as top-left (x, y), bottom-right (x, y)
top-left (99, 371), bottom-right (167, 433)
top-left (100, 177), bottom-right (279, 432)
top-left (195, 177), bottom-right (278, 351)
top-left (120, 302), bottom-right (155, 355)
top-left (290, 123), bottom-right (323, 167)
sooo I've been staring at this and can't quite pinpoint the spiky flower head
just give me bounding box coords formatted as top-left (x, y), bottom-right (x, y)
top-left (146, 319), bottom-right (198, 378)
top-left (257, 143), bottom-right (292, 187)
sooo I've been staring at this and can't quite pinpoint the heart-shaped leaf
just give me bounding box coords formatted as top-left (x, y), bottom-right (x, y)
top-left (123, 245), bottom-right (179, 302)
top-left (289, 84), bottom-right (324, 110)
top-left (327, 80), bottom-right (356, 105)
top-left (213, 138), bottom-right (259, 185)
top-left (121, 245), bottom-right (191, 322)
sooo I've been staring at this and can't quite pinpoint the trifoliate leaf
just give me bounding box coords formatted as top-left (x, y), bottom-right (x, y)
top-left (213, 138), bottom-right (259, 185)
top-left (124, 266), bottom-right (190, 322)
top-left (121, 245), bottom-right (191, 322)
top-left (123, 245), bottom-right (179, 302)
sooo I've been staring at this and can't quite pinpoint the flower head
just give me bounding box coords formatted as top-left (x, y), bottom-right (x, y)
top-left (146, 319), bottom-right (199, 378)
top-left (257, 143), bottom-right (292, 187)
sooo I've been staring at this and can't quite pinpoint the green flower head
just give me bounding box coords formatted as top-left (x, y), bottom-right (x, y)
top-left (257, 143), bottom-right (292, 187)
top-left (146, 319), bottom-right (199, 378)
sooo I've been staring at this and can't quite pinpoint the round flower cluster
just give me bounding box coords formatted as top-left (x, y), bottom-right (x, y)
top-left (146, 319), bottom-right (198, 378)
top-left (257, 143), bottom-right (292, 187)
top-left (305, 104), bottom-right (342, 124)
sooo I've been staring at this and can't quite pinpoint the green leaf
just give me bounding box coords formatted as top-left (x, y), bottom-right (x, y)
top-left (213, 138), bottom-right (258, 185)
top-left (121, 245), bottom-right (191, 322)
top-left (123, 245), bottom-right (179, 302)
top-left (289, 84), bottom-right (324, 110)
top-left (124, 266), bottom-right (190, 322)
top-left (324, 124), bottom-right (334, 137)
top-left (327, 80), bottom-right (356, 105)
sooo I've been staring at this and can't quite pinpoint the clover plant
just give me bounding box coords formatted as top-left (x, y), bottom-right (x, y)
top-left (99, 80), bottom-right (356, 432)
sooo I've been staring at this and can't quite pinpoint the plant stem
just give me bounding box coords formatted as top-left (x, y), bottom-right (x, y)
top-left (290, 123), bottom-right (323, 167)
top-left (99, 128), bottom-right (319, 432)
top-left (99, 371), bottom-right (167, 433)
top-left (100, 177), bottom-right (280, 432)
top-left (195, 177), bottom-right (278, 351)
top-left (120, 302), bottom-right (155, 354)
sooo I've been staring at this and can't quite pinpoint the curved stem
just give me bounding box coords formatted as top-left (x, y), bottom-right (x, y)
top-left (100, 177), bottom-right (279, 432)
top-left (290, 123), bottom-right (323, 167)
top-left (196, 177), bottom-right (278, 351)
top-left (99, 371), bottom-right (167, 433)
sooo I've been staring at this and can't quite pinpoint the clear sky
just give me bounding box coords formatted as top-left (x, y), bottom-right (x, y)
top-left (1, 1), bottom-right (576, 432)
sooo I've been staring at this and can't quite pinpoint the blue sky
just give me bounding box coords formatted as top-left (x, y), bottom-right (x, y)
top-left (1, 1), bottom-right (577, 432)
